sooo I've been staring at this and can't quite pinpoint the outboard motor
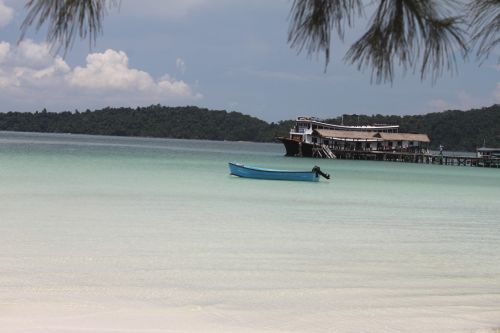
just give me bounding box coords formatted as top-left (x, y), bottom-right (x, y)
top-left (312, 166), bottom-right (330, 180)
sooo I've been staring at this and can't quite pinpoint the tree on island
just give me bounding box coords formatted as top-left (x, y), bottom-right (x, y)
top-left (20, 0), bottom-right (499, 83)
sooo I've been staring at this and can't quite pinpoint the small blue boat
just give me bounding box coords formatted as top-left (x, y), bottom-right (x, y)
top-left (228, 162), bottom-right (330, 182)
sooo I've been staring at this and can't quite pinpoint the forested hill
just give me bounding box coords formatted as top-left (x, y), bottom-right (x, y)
top-left (0, 105), bottom-right (293, 142)
top-left (0, 104), bottom-right (499, 151)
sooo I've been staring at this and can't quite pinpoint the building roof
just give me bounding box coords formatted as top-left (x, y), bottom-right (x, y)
top-left (306, 120), bottom-right (399, 131)
top-left (314, 129), bottom-right (430, 143)
top-left (314, 129), bottom-right (382, 141)
top-left (477, 147), bottom-right (500, 152)
top-left (375, 132), bottom-right (430, 143)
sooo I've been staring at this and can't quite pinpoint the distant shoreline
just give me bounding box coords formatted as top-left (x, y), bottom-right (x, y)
top-left (0, 130), bottom-right (478, 155)
top-left (1, 104), bottom-right (499, 151)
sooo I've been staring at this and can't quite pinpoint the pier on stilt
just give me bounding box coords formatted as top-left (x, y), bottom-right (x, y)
top-left (332, 150), bottom-right (500, 168)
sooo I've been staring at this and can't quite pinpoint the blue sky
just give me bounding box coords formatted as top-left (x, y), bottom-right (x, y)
top-left (0, 0), bottom-right (498, 122)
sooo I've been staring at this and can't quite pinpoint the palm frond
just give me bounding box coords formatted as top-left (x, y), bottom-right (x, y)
top-left (420, 16), bottom-right (466, 81)
top-left (288, 0), bottom-right (363, 68)
top-left (468, 0), bottom-right (500, 61)
top-left (19, 0), bottom-right (117, 53)
top-left (344, 0), bottom-right (467, 83)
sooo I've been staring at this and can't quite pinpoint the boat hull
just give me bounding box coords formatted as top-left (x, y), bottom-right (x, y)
top-left (276, 137), bottom-right (315, 157)
top-left (229, 162), bottom-right (319, 182)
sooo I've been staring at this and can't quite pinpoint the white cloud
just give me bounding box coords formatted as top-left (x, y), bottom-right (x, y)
top-left (427, 88), bottom-right (498, 113)
top-left (227, 101), bottom-right (239, 111)
top-left (15, 40), bottom-right (55, 67)
top-left (427, 62), bottom-right (500, 111)
top-left (456, 90), bottom-right (476, 110)
top-left (0, 41), bottom-right (9, 63)
top-left (428, 99), bottom-right (451, 112)
top-left (69, 49), bottom-right (201, 100)
top-left (176, 57), bottom-right (186, 74)
top-left (0, 41), bottom-right (70, 89)
top-left (494, 65), bottom-right (500, 103)
top-left (494, 83), bottom-right (500, 103)
top-left (69, 50), bottom-right (154, 90)
top-left (0, 0), bottom-right (13, 27)
top-left (0, 41), bottom-right (202, 110)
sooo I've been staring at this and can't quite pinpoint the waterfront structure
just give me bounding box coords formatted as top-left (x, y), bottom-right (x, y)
top-left (278, 116), bottom-right (430, 158)
top-left (477, 147), bottom-right (500, 158)
top-left (476, 147), bottom-right (500, 167)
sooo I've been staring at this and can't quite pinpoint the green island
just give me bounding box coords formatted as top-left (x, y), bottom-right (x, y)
top-left (0, 104), bottom-right (498, 151)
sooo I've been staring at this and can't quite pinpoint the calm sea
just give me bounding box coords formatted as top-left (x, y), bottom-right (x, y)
top-left (1, 131), bottom-right (499, 333)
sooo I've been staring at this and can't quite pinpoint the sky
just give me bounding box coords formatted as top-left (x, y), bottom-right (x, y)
top-left (0, 0), bottom-right (498, 122)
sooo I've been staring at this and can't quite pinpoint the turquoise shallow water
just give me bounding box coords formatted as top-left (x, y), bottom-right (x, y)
top-left (1, 131), bottom-right (500, 333)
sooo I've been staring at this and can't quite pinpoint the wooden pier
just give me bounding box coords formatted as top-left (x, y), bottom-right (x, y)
top-left (332, 150), bottom-right (500, 168)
